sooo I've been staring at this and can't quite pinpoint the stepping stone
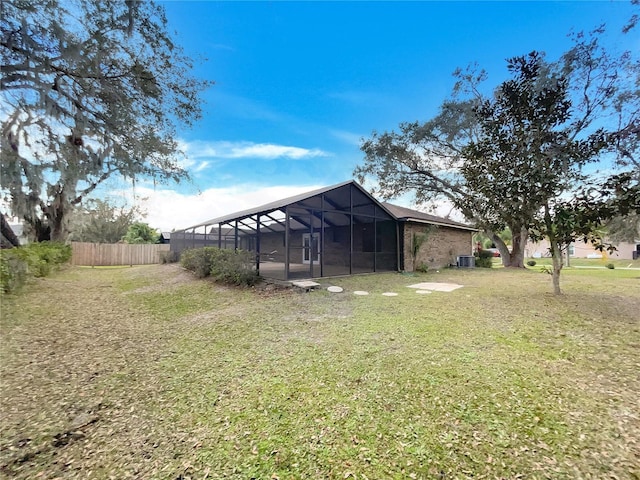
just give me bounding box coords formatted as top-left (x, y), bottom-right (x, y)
top-left (382, 292), bottom-right (398, 297)
top-left (327, 286), bottom-right (343, 293)
top-left (406, 282), bottom-right (463, 292)
top-left (353, 290), bottom-right (369, 296)
top-left (291, 280), bottom-right (321, 291)
top-left (416, 290), bottom-right (432, 294)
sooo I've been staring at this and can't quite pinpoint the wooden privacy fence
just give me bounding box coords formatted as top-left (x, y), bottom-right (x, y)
top-left (71, 242), bottom-right (170, 266)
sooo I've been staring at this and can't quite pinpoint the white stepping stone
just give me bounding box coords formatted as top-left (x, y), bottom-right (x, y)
top-left (416, 290), bottom-right (432, 294)
top-left (382, 292), bottom-right (398, 297)
top-left (292, 280), bottom-right (321, 289)
top-left (353, 290), bottom-right (369, 296)
top-left (327, 286), bottom-right (343, 293)
top-left (406, 282), bottom-right (463, 292)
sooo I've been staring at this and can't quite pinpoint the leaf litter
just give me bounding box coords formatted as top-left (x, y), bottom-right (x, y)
top-left (1, 264), bottom-right (639, 479)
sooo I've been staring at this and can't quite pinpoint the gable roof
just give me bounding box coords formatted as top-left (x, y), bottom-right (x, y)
top-left (382, 202), bottom-right (476, 231)
top-left (178, 180), bottom-right (475, 232)
top-left (182, 180), bottom-right (395, 230)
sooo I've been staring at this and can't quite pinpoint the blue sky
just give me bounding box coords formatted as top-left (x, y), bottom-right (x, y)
top-left (124, 1), bottom-right (637, 231)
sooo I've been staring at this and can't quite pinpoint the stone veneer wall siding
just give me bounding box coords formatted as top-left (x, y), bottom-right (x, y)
top-left (403, 222), bottom-right (473, 271)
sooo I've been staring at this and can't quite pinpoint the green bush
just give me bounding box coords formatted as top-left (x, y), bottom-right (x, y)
top-left (474, 250), bottom-right (493, 268)
top-left (159, 250), bottom-right (178, 264)
top-left (476, 249), bottom-right (494, 259)
top-left (475, 256), bottom-right (493, 268)
top-left (210, 249), bottom-right (259, 286)
top-left (527, 260), bottom-right (537, 267)
top-left (180, 247), bottom-right (259, 286)
top-left (180, 247), bottom-right (221, 278)
top-left (0, 242), bottom-right (72, 293)
top-left (0, 250), bottom-right (28, 293)
top-left (415, 262), bottom-right (429, 273)
top-left (475, 249), bottom-right (495, 268)
top-left (605, 263), bottom-right (615, 269)
top-left (28, 242), bottom-right (72, 276)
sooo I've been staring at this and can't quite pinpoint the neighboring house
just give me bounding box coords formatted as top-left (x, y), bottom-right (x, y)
top-left (158, 232), bottom-right (171, 244)
top-left (170, 180), bottom-right (476, 281)
top-left (527, 239), bottom-right (640, 260)
top-left (10, 223), bottom-right (29, 246)
top-left (1, 215), bottom-right (28, 248)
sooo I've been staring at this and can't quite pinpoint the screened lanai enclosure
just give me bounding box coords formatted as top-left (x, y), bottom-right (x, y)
top-left (170, 181), bottom-right (399, 281)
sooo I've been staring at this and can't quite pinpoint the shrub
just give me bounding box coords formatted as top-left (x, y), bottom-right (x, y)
top-left (210, 249), bottom-right (259, 286)
top-left (0, 250), bottom-right (28, 293)
top-left (476, 249), bottom-right (494, 259)
top-left (474, 250), bottom-right (493, 268)
top-left (159, 250), bottom-right (178, 264)
top-left (180, 247), bottom-right (259, 286)
top-left (527, 260), bottom-right (537, 267)
top-left (28, 242), bottom-right (72, 276)
top-left (474, 249), bottom-right (495, 268)
top-left (180, 247), bottom-right (221, 278)
top-left (0, 242), bottom-right (71, 293)
top-left (11, 242), bottom-right (71, 278)
top-left (415, 262), bottom-right (429, 273)
top-left (605, 263), bottom-right (615, 269)
top-left (475, 256), bottom-right (493, 268)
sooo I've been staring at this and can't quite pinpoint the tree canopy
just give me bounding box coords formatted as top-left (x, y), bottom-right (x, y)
top-left (1, 0), bottom-right (211, 242)
top-left (68, 198), bottom-right (142, 244)
top-left (122, 222), bottom-right (159, 244)
top-left (356, 27), bottom-right (638, 291)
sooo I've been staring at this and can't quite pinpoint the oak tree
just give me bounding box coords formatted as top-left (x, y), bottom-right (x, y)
top-left (1, 0), bottom-right (210, 241)
top-left (356, 28), bottom-right (638, 282)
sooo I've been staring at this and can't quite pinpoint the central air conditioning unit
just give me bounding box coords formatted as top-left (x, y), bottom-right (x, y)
top-left (457, 255), bottom-right (475, 268)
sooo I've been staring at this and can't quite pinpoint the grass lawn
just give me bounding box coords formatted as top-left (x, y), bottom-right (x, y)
top-left (524, 257), bottom-right (640, 269)
top-left (1, 264), bottom-right (638, 479)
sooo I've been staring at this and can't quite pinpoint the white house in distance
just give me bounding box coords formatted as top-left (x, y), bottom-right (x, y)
top-left (527, 239), bottom-right (640, 260)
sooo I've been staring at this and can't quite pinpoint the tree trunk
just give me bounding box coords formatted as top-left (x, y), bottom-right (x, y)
top-left (32, 218), bottom-right (51, 242)
top-left (27, 201), bottom-right (70, 242)
top-left (543, 202), bottom-right (563, 295)
top-left (488, 229), bottom-right (527, 268)
top-left (49, 208), bottom-right (69, 242)
top-left (550, 240), bottom-right (563, 295)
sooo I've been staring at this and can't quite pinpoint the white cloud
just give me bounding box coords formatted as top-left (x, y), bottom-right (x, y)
top-left (327, 90), bottom-right (383, 106)
top-left (116, 183), bottom-right (324, 232)
top-left (329, 129), bottom-right (364, 147)
top-left (181, 140), bottom-right (328, 160)
top-left (193, 161), bottom-right (210, 172)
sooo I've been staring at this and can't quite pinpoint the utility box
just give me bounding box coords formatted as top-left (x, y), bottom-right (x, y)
top-left (457, 255), bottom-right (475, 268)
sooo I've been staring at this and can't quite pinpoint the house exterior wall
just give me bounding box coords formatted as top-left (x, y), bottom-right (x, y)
top-left (402, 223), bottom-right (474, 271)
top-left (527, 239), bottom-right (640, 260)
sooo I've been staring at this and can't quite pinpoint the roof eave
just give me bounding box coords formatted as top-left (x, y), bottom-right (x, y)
top-left (399, 217), bottom-right (478, 231)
